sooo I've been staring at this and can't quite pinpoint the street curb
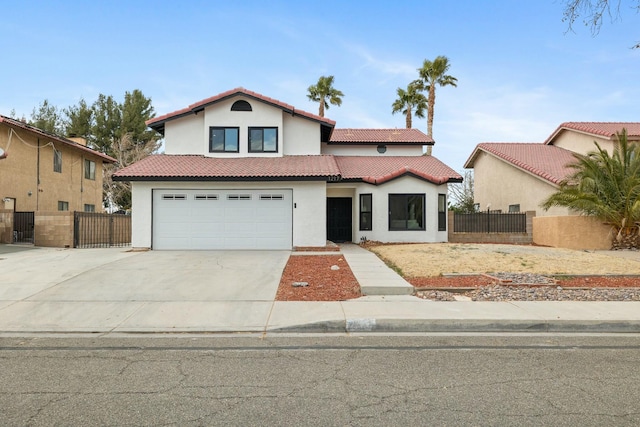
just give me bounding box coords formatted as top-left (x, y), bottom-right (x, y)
top-left (268, 319), bottom-right (640, 334)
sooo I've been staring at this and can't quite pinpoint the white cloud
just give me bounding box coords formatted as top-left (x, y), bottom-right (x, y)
top-left (342, 43), bottom-right (417, 83)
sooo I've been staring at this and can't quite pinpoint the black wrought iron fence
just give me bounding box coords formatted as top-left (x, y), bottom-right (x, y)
top-left (74, 212), bottom-right (131, 248)
top-left (13, 211), bottom-right (34, 243)
top-left (453, 210), bottom-right (526, 233)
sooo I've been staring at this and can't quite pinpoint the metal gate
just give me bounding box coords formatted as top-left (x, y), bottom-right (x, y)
top-left (74, 212), bottom-right (131, 248)
top-left (13, 212), bottom-right (35, 244)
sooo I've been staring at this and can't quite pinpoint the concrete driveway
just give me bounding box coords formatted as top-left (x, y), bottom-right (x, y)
top-left (0, 245), bottom-right (290, 332)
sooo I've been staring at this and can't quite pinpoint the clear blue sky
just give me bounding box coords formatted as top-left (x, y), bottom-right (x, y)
top-left (1, 0), bottom-right (639, 170)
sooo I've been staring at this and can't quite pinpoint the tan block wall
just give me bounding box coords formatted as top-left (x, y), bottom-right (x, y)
top-left (34, 211), bottom-right (74, 248)
top-left (0, 209), bottom-right (13, 243)
top-left (533, 215), bottom-right (612, 250)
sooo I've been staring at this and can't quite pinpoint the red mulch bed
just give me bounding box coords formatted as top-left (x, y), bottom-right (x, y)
top-left (276, 255), bottom-right (361, 301)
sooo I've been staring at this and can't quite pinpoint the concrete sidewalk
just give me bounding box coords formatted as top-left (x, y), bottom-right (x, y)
top-left (1, 244), bottom-right (640, 334)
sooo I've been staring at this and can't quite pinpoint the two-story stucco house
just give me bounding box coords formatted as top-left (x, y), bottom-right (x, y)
top-left (113, 88), bottom-right (461, 250)
top-left (0, 115), bottom-right (115, 214)
top-left (464, 122), bottom-right (640, 216)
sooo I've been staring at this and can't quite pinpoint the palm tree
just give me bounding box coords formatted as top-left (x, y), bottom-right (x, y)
top-left (415, 56), bottom-right (458, 155)
top-left (391, 83), bottom-right (427, 129)
top-left (541, 129), bottom-right (640, 249)
top-left (307, 75), bottom-right (344, 118)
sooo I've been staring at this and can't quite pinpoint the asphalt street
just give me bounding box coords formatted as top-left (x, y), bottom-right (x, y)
top-left (2, 334), bottom-right (640, 426)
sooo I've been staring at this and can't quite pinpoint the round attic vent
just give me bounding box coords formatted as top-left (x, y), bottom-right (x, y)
top-left (377, 144), bottom-right (387, 154)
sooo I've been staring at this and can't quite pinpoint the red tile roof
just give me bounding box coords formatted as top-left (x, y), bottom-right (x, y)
top-left (544, 122), bottom-right (640, 145)
top-left (113, 154), bottom-right (461, 185)
top-left (335, 156), bottom-right (462, 185)
top-left (113, 155), bottom-right (341, 181)
top-left (464, 143), bottom-right (577, 185)
top-left (329, 128), bottom-right (434, 144)
top-left (147, 88), bottom-right (336, 130)
top-left (0, 115), bottom-right (116, 163)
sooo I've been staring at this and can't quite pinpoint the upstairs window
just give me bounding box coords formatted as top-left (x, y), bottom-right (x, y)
top-left (58, 201), bottom-right (69, 211)
top-left (249, 127), bottom-right (278, 153)
top-left (210, 127), bottom-right (239, 152)
top-left (231, 100), bottom-right (252, 111)
top-left (84, 159), bottom-right (96, 180)
top-left (53, 149), bottom-right (62, 173)
top-left (84, 204), bottom-right (95, 212)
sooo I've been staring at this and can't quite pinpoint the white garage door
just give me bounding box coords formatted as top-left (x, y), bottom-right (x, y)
top-left (153, 189), bottom-right (293, 250)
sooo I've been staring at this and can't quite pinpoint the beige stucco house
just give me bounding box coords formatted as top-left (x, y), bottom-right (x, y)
top-left (0, 115), bottom-right (115, 243)
top-left (464, 122), bottom-right (640, 216)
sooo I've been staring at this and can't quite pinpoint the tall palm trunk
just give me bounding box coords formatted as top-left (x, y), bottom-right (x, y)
top-left (425, 86), bottom-right (436, 155)
top-left (406, 106), bottom-right (412, 128)
top-left (318, 101), bottom-right (325, 118)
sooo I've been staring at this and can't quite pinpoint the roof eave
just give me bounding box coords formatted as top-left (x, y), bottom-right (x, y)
top-left (113, 175), bottom-right (341, 182)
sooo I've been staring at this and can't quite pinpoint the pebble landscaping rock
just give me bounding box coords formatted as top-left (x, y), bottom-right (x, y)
top-left (488, 272), bottom-right (556, 285)
top-left (417, 285), bottom-right (640, 301)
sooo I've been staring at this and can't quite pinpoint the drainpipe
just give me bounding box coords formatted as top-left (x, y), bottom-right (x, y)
top-left (36, 139), bottom-right (40, 211)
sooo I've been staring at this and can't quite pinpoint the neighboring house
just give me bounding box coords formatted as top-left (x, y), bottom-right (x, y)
top-left (113, 87), bottom-right (461, 250)
top-left (0, 115), bottom-right (115, 214)
top-left (464, 122), bottom-right (640, 216)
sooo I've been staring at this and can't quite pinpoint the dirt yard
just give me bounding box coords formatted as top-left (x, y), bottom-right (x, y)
top-left (368, 243), bottom-right (640, 277)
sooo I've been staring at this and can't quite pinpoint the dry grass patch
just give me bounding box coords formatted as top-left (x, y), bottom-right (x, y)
top-left (368, 243), bottom-right (640, 277)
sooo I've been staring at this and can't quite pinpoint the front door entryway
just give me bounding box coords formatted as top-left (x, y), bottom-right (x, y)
top-left (327, 197), bottom-right (352, 243)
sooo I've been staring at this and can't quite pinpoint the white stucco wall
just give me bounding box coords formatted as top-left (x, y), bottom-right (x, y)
top-left (327, 176), bottom-right (449, 244)
top-left (321, 144), bottom-right (424, 156)
top-left (202, 96), bottom-right (283, 157)
top-left (472, 152), bottom-right (569, 216)
top-left (162, 95), bottom-right (324, 158)
top-left (283, 114), bottom-right (321, 155)
top-left (164, 114), bottom-right (204, 154)
top-left (130, 180), bottom-right (326, 249)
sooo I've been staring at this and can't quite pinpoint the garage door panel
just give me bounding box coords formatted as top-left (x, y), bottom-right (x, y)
top-left (153, 189), bottom-right (292, 250)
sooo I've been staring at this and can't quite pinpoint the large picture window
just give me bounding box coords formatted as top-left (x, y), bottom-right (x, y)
top-left (438, 193), bottom-right (447, 231)
top-left (209, 127), bottom-right (239, 152)
top-left (359, 194), bottom-right (372, 231)
top-left (389, 194), bottom-right (425, 230)
top-left (249, 127), bottom-right (278, 152)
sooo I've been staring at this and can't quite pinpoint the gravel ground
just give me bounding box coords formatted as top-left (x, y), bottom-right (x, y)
top-left (418, 285), bottom-right (640, 302)
top-left (417, 273), bottom-right (640, 301)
